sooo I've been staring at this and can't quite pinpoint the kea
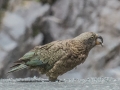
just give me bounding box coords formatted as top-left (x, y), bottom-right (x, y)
top-left (8, 32), bottom-right (103, 82)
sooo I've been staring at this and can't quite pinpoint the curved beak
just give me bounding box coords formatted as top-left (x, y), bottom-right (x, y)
top-left (96, 34), bottom-right (103, 47)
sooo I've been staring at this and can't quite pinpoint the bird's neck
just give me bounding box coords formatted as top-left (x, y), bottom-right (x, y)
top-left (85, 44), bottom-right (95, 52)
top-left (76, 40), bottom-right (94, 53)
top-left (76, 38), bottom-right (95, 52)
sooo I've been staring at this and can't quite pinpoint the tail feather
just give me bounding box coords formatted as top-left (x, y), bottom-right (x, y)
top-left (10, 63), bottom-right (21, 68)
top-left (8, 64), bottom-right (28, 73)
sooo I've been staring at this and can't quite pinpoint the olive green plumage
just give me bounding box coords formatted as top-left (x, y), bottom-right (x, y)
top-left (8, 32), bottom-right (103, 81)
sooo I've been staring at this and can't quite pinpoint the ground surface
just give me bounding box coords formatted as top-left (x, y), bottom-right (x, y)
top-left (0, 77), bottom-right (120, 90)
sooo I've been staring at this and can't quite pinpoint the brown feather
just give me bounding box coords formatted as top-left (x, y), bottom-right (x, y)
top-left (8, 32), bottom-right (103, 81)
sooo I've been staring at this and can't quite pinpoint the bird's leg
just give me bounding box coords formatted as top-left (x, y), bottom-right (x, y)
top-left (49, 77), bottom-right (57, 82)
top-left (48, 77), bottom-right (64, 82)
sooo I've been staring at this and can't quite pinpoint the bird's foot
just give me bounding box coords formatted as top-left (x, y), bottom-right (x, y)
top-left (55, 79), bottom-right (64, 82)
top-left (49, 77), bottom-right (64, 82)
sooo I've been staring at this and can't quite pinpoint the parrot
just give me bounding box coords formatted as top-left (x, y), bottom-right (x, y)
top-left (8, 32), bottom-right (103, 82)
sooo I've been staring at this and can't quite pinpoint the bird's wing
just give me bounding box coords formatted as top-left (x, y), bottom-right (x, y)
top-left (13, 41), bottom-right (66, 67)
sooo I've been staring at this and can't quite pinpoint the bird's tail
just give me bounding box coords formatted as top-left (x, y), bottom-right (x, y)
top-left (7, 64), bottom-right (28, 73)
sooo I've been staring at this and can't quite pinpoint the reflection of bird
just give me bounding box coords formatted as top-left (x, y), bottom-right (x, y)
top-left (8, 32), bottom-right (103, 82)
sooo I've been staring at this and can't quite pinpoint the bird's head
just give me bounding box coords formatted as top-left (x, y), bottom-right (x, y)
top-left (74, 32), bottom-right (103, 50)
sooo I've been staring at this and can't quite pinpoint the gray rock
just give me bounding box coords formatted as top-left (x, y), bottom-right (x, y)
top-left (105, 67), bottom-right (120, 78)
top-left (32, 33), bottom-right (44, 46)
top-left (2, 12), bottom-right (26, 41)
top-left (0, 0), bottom-right (49, 78)
top-left (0, 31), bottom-right (17, 52)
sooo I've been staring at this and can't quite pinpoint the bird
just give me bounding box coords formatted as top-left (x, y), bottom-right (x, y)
top-left (8, 32), bottom-right (103, 82)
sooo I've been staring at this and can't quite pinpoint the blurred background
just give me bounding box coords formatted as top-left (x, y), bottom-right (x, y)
top-left (0, 0), bottom-right (120, 79)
